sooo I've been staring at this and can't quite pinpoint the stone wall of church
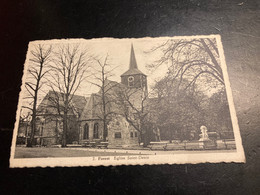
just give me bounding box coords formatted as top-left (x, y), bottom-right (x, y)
top-left (35, 115), bottom-right (79, 146)
top-left (107, 115), bottom-right (139, 147)
top-left (33, 118), bottom-right (57, 146)
top-left (128, 89), bottom-right (145, 109)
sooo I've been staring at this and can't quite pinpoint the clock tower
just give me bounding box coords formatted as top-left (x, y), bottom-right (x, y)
top-left (121, 44), bottom-right (147, 95)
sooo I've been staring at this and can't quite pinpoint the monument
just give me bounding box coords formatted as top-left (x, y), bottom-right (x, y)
top-left (199, 125), bottom-right (210, 141)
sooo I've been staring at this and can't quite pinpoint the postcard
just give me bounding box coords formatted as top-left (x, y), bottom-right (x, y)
top-left (10, 35), bottom-right (245, 167)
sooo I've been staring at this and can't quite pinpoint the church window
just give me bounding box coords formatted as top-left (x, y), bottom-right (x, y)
top-left (130, 132), bottom-right (133, 138)
top-left (83, 123), bottom-right (89, 139)
top-left (93, 123), bottom-right (99, 139)
top-left (115, 132), bottom-right (122, 139)
top-left (135, 132), bottom-right (138, 137)
top-left (128, 76), bottom-right (134, 87)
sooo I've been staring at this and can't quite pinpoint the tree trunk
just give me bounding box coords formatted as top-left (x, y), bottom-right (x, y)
top-left (26, 53), bottom-right (43, 147)
top-left (62, 112), bottom-right (67, 147)
top-left (103, 119), bottom-right (107, 142)
top-left (102, 67), bottom-right (107, 142)
top-left (140, 122), bottom-right (148, 147)
top-left (27, 115), bottom-right (36, 147)
top-left (27, 92), bottom-right (38, 147)
top-left (142, 132), bottom-right (148, 147)
top-left (78, 122), bottom-right (81, 143)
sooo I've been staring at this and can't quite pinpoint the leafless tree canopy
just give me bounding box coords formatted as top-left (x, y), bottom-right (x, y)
top-left (148, 38), bottom-right (223, 91)
top-left (88, 55), bottom-right (119, 141)
top-left (115, 86), bottom-right (151, 145)
top-left (48, 44), bottom-right (90, 104)
top-left (24, 44), bottom-right (52, 147)
top-left (23, 44), bottom-right (52, 108)
top-left (47, 44), bottom-right (91, 147)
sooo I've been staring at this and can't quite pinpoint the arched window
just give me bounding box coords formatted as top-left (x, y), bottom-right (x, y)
top-left (128, 76), bottom-right (134, 87)
top-left (83, 123), bottom-right (89, 139)
top-left (93, 123), bottom-right (99, 139)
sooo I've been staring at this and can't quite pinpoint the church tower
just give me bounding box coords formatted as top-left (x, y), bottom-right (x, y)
top-left (121, 44), bottom-right (147, 94)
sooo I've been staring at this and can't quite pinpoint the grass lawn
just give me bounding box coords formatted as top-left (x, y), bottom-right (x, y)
top-left (14, 147), bottom-right (138, 158)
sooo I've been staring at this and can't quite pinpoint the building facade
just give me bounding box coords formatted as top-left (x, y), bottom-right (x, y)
top-left (79, 44), bottom-right (148, 147)
top-left (17, 91), bottom-right (88, 146)
top-left (17, 44), bottom-right (148, 147)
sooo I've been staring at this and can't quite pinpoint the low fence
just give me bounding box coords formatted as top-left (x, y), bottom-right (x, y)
top-left (17, 136), bottom-right (236, 151)
top-left (81, 140), bottom-right (109, 149)
top-left (147, 139), bottom-right (236, 151)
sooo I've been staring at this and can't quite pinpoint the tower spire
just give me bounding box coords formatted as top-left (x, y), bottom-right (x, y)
top-left (129, 43), bottom-right (138, 69)
top-left (120, 43), bottom-right (147, 92)
top-left (120, 44), bottom-right (146, 77)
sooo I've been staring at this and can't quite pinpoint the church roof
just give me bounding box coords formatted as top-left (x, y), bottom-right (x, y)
top-left (71, 94), bottom-right (89, 116)
top-left (36, 91), bottom-right (88, 117)
top-left (79, 93), bottom-right (100, 120)
top-left (80, 79), bottom-right (124, 121)
top-left (121, 44), bottom-right (146, 77)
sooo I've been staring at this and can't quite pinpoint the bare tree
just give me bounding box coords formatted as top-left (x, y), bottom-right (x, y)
top-left (89, 55), bottom-right (119, 141)
top-left (147, 38), bottom-right (224, 91)
top-left (116, 86), bottom-right (150, 146)
top-left (47, 44), bottom-right (90, 147)
top-left (23, 44), bottom-right (52, 147)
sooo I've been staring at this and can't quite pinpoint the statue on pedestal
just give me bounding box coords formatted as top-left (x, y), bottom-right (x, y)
top-left (199, 125), bottom-right (210, 141)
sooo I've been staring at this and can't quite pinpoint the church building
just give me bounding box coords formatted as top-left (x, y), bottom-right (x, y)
top-left (79, 44), bottom-right (148, 147)
top-left (17, 44), bottom-right (148, 147)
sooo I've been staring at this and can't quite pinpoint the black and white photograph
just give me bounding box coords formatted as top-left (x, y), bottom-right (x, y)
top-left (10, 35), bottom-right (245, 167)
